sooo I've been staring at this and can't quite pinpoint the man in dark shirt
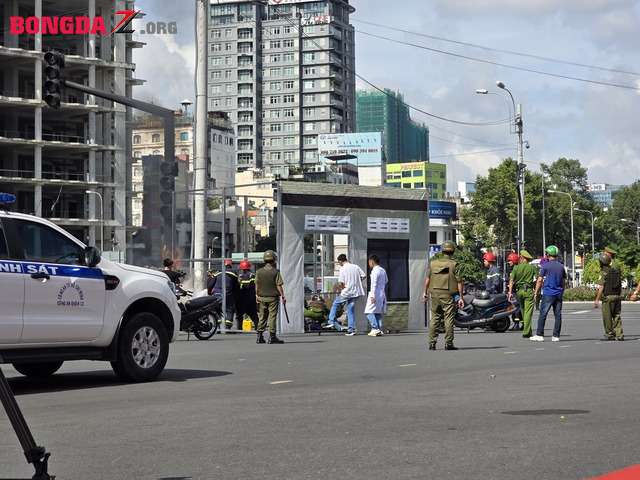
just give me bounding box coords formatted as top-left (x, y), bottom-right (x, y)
top-left (163, 258), bottom-right (182, 285)
top-left (531, 246), bottom-right (567, 342)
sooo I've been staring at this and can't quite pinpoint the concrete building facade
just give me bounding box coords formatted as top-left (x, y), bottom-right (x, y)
top-left (385, 161), bottom-right (447, 200)
top-left (0, 0), bottom-right (142, 254)
top-left (208, 0), bottom-right (356, 171)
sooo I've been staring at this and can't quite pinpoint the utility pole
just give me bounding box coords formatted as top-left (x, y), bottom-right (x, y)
top-left (516, 103), bottom-right (525, 250)
top-left (541, 173), bottom-right (547, 252)
top-left (193, 0), bottom-right (208, 291)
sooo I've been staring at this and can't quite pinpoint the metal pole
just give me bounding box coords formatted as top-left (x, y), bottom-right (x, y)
top-left (541, 174), bottom-right (546, 252)
top-left (591, 212), bottom-right (595, 254)
top-left (516, 103), bottom-right (525, 249)
top-left (243, 195), bottom-right (249, 257)
top-left (171, 191), bottom-right (176, 257)
top-left (193, 0), bottom-right (208, 291)
top-left (221, 187), bottom-right (227, 333)
top-left (98, 192), bottom-right (104, 253)
top-left (570, 194), bottom-right (575, 287)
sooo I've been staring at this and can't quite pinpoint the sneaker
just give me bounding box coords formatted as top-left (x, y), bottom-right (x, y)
top-left (552, 337), bottom-right (560, 342)
top-left (368, 329), bottom-right (380, 337)
top-left (345, 331), bottom-right (357, 337)
top-left (616, 337), bottom-right (625, 342)
top-left (444, 344), bottom-right (458, 351)
top-left (376, 330), bottom-right (384, 336)
top-left (530, 335), bottom-right (544, 342)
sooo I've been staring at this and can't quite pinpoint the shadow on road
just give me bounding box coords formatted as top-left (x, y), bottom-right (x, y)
top-left (8, 369), bottom-right (232, 396)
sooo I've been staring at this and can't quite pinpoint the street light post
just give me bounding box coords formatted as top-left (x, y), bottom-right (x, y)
top-left (574, 207), bottom-right (595, 254)
top-left (477, 82), bottom-right (525, 251)
top-left (549, 190), bottom-right (575, 287)
top-left (85, 190), bottom-right (104, 252)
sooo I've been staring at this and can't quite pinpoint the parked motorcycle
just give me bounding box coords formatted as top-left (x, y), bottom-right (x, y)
top-left (177, 290), bottom-right (222, 340)
top-left (455, 291), bottom-right (520, 333)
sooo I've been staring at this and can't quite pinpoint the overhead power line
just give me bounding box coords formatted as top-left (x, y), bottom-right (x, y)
top-left (355, 29), bottom-right (640, 93)
top-left (353, 19), bottom-right (640, 78)
top-left (430, 147), bottom-right (515, 159)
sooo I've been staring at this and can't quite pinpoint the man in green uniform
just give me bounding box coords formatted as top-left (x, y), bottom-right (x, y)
top-left (255, 250), bottom-right (286, 345)
top-left (594, 249), bottom-right (624, 341)
top-left (423, 241), bottom-right (465, 351)
top-left (507, 250), bottom-right (538, 338)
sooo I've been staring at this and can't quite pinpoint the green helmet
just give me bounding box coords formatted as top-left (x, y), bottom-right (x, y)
top-left (442, 241), bottom-right (457, 254)
top-left (263, 250), bottom-right (277, 263)
top-left (545, 245), bottom-right (559, 257)
top-left (599, 253), bottom-right (612, 267)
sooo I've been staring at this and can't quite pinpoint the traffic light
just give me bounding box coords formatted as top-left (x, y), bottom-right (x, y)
top-left (43, 50), bottom-right (65, 109)
top-left (159, 159), bottom-right (178, 225)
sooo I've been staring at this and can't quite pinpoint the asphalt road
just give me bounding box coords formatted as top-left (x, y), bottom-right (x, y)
top-left (1, 303), bottom-right (640, 480)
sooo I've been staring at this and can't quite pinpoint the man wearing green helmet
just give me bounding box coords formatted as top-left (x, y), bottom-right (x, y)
top-left (255, 250), bottom-right (286, 344)
top-left (531, 245), bottom-right (567, 342)
top-left (594, 248), bottom-right (624, 341)
top-left (423, 241), bottom-right (465, 351)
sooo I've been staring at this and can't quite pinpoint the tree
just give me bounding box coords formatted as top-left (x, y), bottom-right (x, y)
top-left (611, 181), bottom-right (640, 243)
top-left (431, 248), bottom-right (485, 285)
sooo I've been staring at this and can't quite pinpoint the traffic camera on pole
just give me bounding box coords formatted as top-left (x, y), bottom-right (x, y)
top-left (43, 50), bottom-right (65, 109)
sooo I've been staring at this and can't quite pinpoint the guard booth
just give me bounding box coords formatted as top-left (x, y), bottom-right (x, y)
top-left (276, 182), bottom-right (429, 334)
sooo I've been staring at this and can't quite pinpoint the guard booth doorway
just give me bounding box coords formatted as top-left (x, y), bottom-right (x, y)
top-left (277, 182), bottom-right (430, 334)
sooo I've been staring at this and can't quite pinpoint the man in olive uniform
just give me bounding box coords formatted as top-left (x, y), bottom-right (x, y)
top-left (255, 250), bottom-right (286, 345)
top-left (507, 250), bottom-right (538, 338)
top-left (423, 241), bottom-right (465, 351)
top-left (594, 249), bottom-right (624, 341)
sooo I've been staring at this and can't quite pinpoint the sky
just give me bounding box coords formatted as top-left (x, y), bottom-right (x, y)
top-left (132, 0), bottom-right (640, 192)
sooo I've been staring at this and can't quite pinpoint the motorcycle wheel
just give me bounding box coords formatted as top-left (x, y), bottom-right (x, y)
top-left (492, 317), bottom-right (511, 333)
top-left (194, 314), bottom-right (219, 340)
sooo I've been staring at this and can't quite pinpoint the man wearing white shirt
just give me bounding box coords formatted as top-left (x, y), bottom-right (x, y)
top-left (326, 254), bottom-right (366, 336)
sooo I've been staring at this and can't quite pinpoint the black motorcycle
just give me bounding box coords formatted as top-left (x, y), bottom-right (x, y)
top-left (177, 291), bottom-right (222, 340)
top-left (455, 291), bottom-right (520, 333)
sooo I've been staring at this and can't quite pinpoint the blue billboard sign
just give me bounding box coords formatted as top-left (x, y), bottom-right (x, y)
top-left (429, 201), bottom-right (456, 220)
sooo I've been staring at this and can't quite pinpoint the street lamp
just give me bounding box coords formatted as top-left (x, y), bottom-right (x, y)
top-left (621, 219), bottom-right (640, 245)
top-left (476, 82), bottom-right (525, 251)
top-left (574, 207), bottom-right (595, 254)
top-left (549, 190), bottom-right (575, 287)
top-left (85, 190), bottom-right (104, 252)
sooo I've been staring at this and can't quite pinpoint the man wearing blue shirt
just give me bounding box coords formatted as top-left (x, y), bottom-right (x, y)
top-left (531, 246), bottom-right (567, 342)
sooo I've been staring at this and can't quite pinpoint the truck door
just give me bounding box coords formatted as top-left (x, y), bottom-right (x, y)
top-left (0, 220), bottom-right (24, 344)
top-left (4, 218), bottom-right (106, 343)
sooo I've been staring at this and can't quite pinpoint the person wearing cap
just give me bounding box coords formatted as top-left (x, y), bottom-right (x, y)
top-left (208, 259), bottom-right (240, 329)
top-left (507, 250), bottom-right (538, 338)
top-left (483, 251), bottom-right (502, 294)
top-left (594, 249), bottom-right (624, 341)
top-left (423, 241), bottom-right (465, 351)
top-left (236, 259), bottom-right (259, 331)
top-left (531, 245), bottom-right (567, 342)
top-left (255, 250), bottom-right (285, 345)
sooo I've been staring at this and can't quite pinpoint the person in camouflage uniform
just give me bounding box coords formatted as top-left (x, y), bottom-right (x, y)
top-left (594, 248), bottom-right (624, 341)
top-left (423, 241), bottom-right (465, 351)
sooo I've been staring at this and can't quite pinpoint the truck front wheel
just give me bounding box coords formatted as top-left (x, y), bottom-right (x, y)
top-left (111, 312), bottom-right (169, 382)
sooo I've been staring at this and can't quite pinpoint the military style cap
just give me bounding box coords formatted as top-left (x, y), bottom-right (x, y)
top-left (442, 241), bottom-right (457, 253)
top-left (604, 247), bottom-right (617, 256)
top-left (599, 253), bottom-right (612, 266)
top-left (263, 250), bottom-right (277, 262)
top-left (519, 250), bottom-right (533, 261)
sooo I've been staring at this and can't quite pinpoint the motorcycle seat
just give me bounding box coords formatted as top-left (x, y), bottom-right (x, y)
top-left (185, 295), bottom-right (220, 312)
top-left (473, 293), bottom-right (507, 308)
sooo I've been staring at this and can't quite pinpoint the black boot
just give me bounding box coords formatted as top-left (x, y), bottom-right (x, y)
top-left (445, 344), bottom-right (458, 351)
top-left (256, 332), bottom-right (266, 344)
top-left (428, 343), bottom-right (436, 351)
top-left (268, 334), bottom-right (285, 345)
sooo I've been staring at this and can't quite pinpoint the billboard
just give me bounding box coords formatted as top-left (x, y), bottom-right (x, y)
top-left (429, 201), bottom-right (457, 220)
top-left (317, 132), bottom-right (383, 166)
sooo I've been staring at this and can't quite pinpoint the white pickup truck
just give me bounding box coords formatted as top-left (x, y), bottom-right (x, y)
top-left (0, 210), bottom-right (181, 382)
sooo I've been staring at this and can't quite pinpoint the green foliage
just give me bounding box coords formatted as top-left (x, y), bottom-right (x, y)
top-left (563, 287), bottom-right (597, 301)
top-left (207, 197), bottom-right (222, 210)
top-left (582, 257), bottom-right (602, 285)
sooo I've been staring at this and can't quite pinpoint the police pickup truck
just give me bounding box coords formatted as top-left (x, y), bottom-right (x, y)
top-left (0, 206), bottom-right (181, 382)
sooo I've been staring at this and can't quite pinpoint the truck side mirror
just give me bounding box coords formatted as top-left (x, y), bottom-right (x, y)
top-left (84, 246), bottom-right (101, 268)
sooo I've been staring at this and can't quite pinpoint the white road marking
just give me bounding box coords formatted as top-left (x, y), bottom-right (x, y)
top-left (270, 380), bottom-right (293, 385)
top-left (535, 348), bottom-right (545, 351)
top-left (559, 345), bottom-right (572, 348)
top-left (398, 364), bottom-right (417, 368)
top-left (571, 310), bottom-right (590, 315)
top-left (504, 351), bottom-right (518, 355)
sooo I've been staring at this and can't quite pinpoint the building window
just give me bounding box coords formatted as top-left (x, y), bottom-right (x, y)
top-left (283, 67), bottom-right (295, 76)
top-left (283, 151), bottom-right (294, 162)
top-left (180, 132), bottom-right (189, 141)
top-left (238, 28), bottom-right (252, 39)
top-left (270, 81), bottom-right (282, 91)
top-left (283, 25), bottom-right (291, 34)
top-left (304, 66), bottom-right (316, 76)
top-left (304, 122), bottom-right (315, 132)
top-left (303, 52), bottom-right (316, 62)
top-left (304, 107), bottom-right (314, 118)
top-left (270, 109), bottom-right (281, 119)
top-left (211, 43), bottom-right (221, 52)
top-left (133, 135), bottom-right (141, 144)
top-left (211, 70), bottom-right (221, 80)
top-left (133, 151), bottom-right (141, 158)
top-left (271, 27), bottom-right (281, 35)
top-left (270, 137), bottom-right (282, 146)
top-left (283, 123), bottom-right (295, 132)
top-left (270, 96), bottom-right (281, 104)
top-left (283, 52), bottom-right (294, 62)
top-left (283, 39), bottom-right (294, 49)
top-left (283, 80), bottom-right (294, 89)
top-left (414, 182), bottom-right (424, 189)
top-left (270, 54), bottom-right (281, 63)
top-left (283, 109), bottom-right (295, 118)
top-left (152, 150), bottom-right (160, 155)
top-left (303, 135), bottom-right (317, 145)
top-left (212, 85), bottom-right (221, 94)
top-left (270, 124), bottom-right (282, 132)
top-left (283, 94), bottom-right (295, 104)
top-left (239, 112), bottom-right (253, 122)
top-left (412, 170), bottom-right (422, 177)
top-left (212, 56), bottom-right (222, 65)
top-left (402, 183), bottom-right (412, 189)
top-left (270, 40), bottom-right (281, 49)
top-left (225, 28), bottom-right (232, 37)
top-left (269, 67), bottom-right (281, 77)
top-left (270, 152), bottom-right (282, 161)
top-left (224, 70), bottom-right (233, 79)
top-left (304, 80), bottom-right (315, 89)
top-left (283, 136), bottom-right (295, 146)
top-left (152, 133), bottom-right (161, 143)
top-left (402, 171), bottom-right (411, 178)
top-left (212, 29), bottom-right (222, 39)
